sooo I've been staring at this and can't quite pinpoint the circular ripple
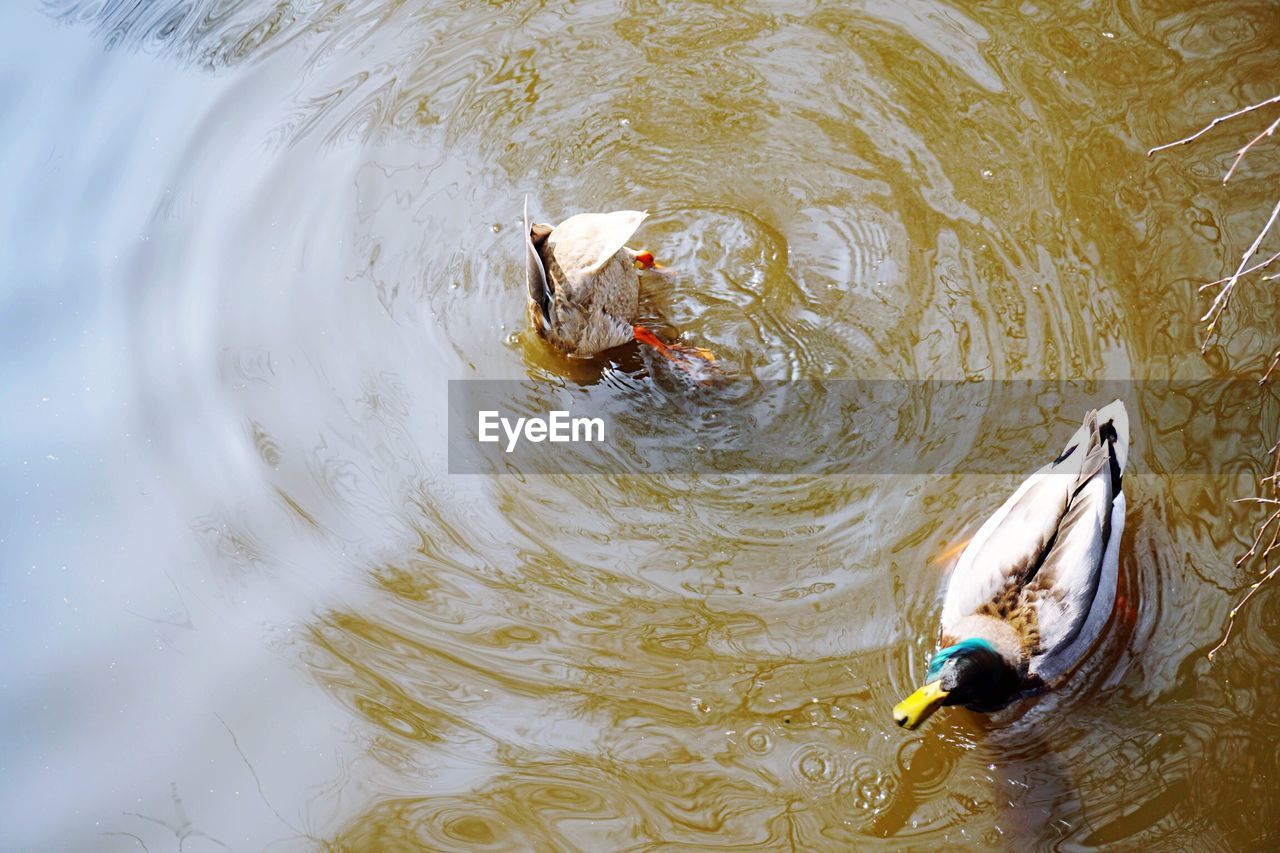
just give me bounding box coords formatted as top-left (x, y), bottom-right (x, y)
top-left (847, 754), bottom-right (896, 811)
top-left (744, 725), bottom-right (774, 755)
top-left (792, 743), bottom-right (836, 785)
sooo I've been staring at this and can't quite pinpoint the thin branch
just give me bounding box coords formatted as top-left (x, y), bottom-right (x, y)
top-left (1264, 516), bottom-right (1280, 567)
top-left (99, 833), bottom-right (149, 852)
top-left (1147, 93), bottom-right (1280, 156)
top-left (1200, 198), bottom-right (1280, 351)
top-left (216, 714), bottom-right (307, 837)
top-left (1211, 436), bottom-right (1280, 660)
top-left (1208, 562), bottom-right (1280, 661)
top-left (1262, 349), bottom-right (1280, 384)
top-left (1224, 114), bottom-right (1280, 183)
top-left (1152, 95), bottom-right (1280, 661)
top-left (1197, 250), bottom-right (1280, 292)
top-left (1233, 506), bottom-right (1280, 566)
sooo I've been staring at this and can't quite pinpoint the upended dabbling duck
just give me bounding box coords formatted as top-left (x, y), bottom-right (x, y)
top-left (523, 199), bottom-right (717, 380)
top-left (894, 400), bottom-right (1130, 730)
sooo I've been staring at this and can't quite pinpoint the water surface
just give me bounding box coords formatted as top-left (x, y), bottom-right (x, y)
top-left (3, 0), bottom-right (1279, 848)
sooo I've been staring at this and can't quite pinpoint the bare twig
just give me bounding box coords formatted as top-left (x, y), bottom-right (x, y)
top-left (1152, 95), bottom-right (1280, 660)
top-left (1262, 349), bottom-right (1280, 384)
top-left (1147, 93), bottom-right (1280, 156)
top-left (98, 833), bottom-right (149, 852)
top-left (216, 714), bottom-right (310, 839)
top-left (1199, 197), bottom-right (1280, 352)
top-left (1208, 562), bottom-right (1280, 661)
top-left (1231, 502), bottom-right (1280, 563)
top-left (1198, 250), bottom-right (1280, 292)
top-left (1224, 114), bottom-right (1280, 183)
top-left (1209, 434), bottom-right (1280, 661)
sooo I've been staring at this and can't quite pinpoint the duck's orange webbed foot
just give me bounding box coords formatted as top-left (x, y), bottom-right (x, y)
top-left (633, 324), bottom-right (721, 385)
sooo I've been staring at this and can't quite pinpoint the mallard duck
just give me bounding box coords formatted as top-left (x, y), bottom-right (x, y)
top-left (894, 400), bottom-right (1130, 730)
top-left (523, 199), bottom-right (717, 378)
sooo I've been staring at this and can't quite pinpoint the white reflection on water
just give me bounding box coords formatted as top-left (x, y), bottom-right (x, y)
top-left (0, 5), bottom-right (358, 848)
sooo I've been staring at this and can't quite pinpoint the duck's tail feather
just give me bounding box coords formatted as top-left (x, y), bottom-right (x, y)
top-left (524, 196), bottom-right (553, 325)
top-left (1056, 399), bottom-right (1130, 478)
top-left (1095, 398), bottom-right (1130, 475)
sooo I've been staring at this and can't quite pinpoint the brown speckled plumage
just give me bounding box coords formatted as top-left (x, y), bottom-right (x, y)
top-left (975, 577), bottom-right (1043, 659)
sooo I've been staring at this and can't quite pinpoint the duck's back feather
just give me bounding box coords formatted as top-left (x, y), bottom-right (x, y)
top-left (1026, 413), bottom-right (1117, 666)
top-left (940, 467), bottom-right (1079, 632)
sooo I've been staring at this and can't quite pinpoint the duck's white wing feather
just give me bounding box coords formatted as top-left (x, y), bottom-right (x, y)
top-left (1095, 398), bottom-right (1129, 472)
top-left (1026, 402), bottom-right (1129, 678)
top-left (549, 210), bottom-right (648, 276)
top-left (1032, 492), bottom-right (1124, 684)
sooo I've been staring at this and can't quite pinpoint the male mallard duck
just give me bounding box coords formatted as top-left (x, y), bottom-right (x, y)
top-left (894, 400), bottom-right (1130, 730)
top-left (523, 199), bottom-right (717, 378)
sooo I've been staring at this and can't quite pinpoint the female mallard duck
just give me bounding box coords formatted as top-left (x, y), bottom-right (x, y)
top-left (894, 400), bottom-right (1130, 730)
top-left (523, 199), bottom-right (716, 377)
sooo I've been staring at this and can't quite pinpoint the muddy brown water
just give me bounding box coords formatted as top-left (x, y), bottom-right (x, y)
top-left (3, 1), bottom-right (1279, 849)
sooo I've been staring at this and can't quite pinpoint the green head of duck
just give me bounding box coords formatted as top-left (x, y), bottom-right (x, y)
top-left (893, 638), bottom-right (1021, 730)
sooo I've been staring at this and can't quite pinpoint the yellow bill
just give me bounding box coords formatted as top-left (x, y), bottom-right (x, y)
top-left (893, 681), bottom-right (949, 730)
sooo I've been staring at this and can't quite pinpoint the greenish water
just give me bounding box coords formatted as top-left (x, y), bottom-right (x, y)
top-left (2, 1), bottom-right (1278, 849)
